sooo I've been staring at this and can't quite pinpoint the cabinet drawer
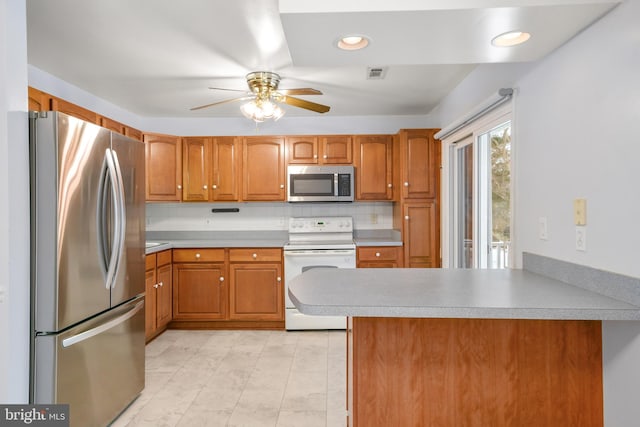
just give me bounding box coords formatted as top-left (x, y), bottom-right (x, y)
top-left (173, 248), bottom-right (225, 263)
top-left (157, 249), bottom-right (172, 266)
top-left (357, 246), bottom-right (401, 261)
top-left (229, 248), bottom-right (282, 262)
top-left (145, 254), bottom-right (156, 271)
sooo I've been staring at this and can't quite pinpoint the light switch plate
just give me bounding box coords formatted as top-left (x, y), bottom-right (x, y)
top-left (574, 198), bottom-right (587, 225)
top-left (575, 226), bottom-right (587, 251)
top-left (538, 217), bottom-right (548, 240)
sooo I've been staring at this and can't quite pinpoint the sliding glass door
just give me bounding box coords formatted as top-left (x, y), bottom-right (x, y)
top-left (449, 119), bottom-right (511, 269)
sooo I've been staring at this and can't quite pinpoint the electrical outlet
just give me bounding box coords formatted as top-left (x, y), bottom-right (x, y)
top-left (575, 226), bottom-right (587, 251)
top-left (370, 213), bottom-right (378, 224)
top-left (538, 217), bottom-right (548, 240)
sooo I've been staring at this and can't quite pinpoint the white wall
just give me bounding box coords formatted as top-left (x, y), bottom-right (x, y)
top-left (435, 1), bottom-right (640, 424)
top-left (0, 0), bottom-right (30, 403)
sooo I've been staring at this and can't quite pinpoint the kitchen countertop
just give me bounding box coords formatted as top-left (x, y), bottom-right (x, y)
top-left (287, 267), bottom-right (640, 320)
top-left (145, 229), bottom-right (403, 254)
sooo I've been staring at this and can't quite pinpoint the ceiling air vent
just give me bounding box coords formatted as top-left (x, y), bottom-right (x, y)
top-left (366, 67), bottom-right (387, 80)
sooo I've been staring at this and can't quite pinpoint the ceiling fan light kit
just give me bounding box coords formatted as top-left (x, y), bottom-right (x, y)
top-left (191, 71), bottom-right (330, 123)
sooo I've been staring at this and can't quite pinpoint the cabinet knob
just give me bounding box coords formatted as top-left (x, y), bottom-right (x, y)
top-left (387, 183), bottom-right (392, 188)
top-left (405, 215), bottom-right (410, 220)
top-left (277, 277), bottom-right (282, 282)
top-left (280, 184), bottom-right (285, 189)
top-left (219, 276), bottom-right (224, 282)
top-left (212, 184), bottom-right (217, 189)
top-left (252, 253), bottom-right (258, 259)
top-left (159, 282), bottom-right (164, 287)
top-left (404, 182), bottom-right (409, 187)
top-left (153, 284), bottom-right (159, 288)
top-left (195, 253), bottom-right (201, 259)
top-left (375, 252), bottom-right (381, 257)
top-left (177, 184), bottom-right (182, 190)
top-left (203, 185), bottom-right (208, 190)
top-left (323, 154), bottom-right (327, 159)
top-left (313, 154), bottom-right (318, 159)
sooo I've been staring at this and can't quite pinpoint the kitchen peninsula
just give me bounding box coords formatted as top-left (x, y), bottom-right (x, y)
top-left (288, 255), bottom-right (640, 427)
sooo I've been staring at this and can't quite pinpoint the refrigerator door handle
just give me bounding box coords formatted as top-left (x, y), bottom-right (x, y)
top-left (61, 300), bottom-right (144, 348)
top-left (110, 149), bottom-right (127, 290)
top-left (103, 148), bottom-right (121, 290)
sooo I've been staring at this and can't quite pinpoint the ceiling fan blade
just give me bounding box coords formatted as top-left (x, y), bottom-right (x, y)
top-left (282, 96), bottom-right (330, 113)
top-left (190, 96), bottom-right (253, 111)
top-left (208, 87), bottom-right (249, 93)
top-left (277, 88), bottom-right (323, 96)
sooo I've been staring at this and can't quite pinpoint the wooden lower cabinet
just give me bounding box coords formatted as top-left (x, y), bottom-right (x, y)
top-left (145, 250), bottom-right (173, 342)
top-left (347, 317), bottom-right (603, 427)
top-left (172, 249), bottom-right (227, 320)
top-left (170, 248), bottom-right (284, 328)
top-left (356, 246), bottom-right (403, 268)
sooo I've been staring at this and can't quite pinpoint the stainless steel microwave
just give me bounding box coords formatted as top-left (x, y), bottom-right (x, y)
top-left (287, 165), bottom-right (354, 202)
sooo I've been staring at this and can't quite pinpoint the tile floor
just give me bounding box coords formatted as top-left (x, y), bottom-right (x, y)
top-left (110, 329), bottom-right (347, 427)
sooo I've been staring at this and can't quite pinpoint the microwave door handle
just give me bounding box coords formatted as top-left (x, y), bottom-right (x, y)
top-left (334, 173), bottom-right (339, 196)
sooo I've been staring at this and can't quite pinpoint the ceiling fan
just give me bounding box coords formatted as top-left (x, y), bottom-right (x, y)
top-left (190, 71), bottom-right (330, 122)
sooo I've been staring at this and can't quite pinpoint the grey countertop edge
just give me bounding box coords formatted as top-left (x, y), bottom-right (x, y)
top-left (289, 294), bottom-right (640, 321)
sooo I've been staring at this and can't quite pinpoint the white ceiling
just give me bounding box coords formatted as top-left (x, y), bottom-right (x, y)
top-left (26, 0), bottom-right (618, 119)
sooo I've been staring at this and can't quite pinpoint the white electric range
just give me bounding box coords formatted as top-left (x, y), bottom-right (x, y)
top-left (283, 216), bottom-right (356, 330)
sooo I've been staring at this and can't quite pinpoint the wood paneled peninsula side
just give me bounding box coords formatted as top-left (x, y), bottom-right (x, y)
top-left (287, 259), bottom-right (640, 427)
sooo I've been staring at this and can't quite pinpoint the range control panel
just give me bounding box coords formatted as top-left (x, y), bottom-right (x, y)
top-left (288, 216), bottom-right (353, 233)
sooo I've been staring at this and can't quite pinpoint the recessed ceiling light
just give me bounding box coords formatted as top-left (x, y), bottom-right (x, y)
top-left (337, 35), bottom-right (369, 51)
top-left (491, 31), bottom-right (531, 47)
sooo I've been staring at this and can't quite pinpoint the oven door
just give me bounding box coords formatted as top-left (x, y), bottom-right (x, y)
top-left (283, 249), bottom-right (355, 330)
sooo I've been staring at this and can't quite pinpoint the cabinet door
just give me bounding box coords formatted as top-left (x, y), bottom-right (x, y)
top-left (403, 201), bottom-right (439, 268)
top-left (321, 135), bottom-right (352, 164)
top-left (51, 97), bottom-right (98, 124)
top-left (144, 133), bottom-right (182, 201)
top-left (229, 263), bottom-right (283, 321)
top-left (172, 263), bottom-right (227, 320)
top-left (182, 137), bottom-right (211, 201)
top-left (400, 129), bottom-right (439, 199)
top-left (155, 263), bottom-right (172, 329)
top-left (286, 136), bottom-right (318, 164)
top-left (144, 265), bottom-right (157, 340)
top-left (243, 137), bottom-right (285, 201)
top-left (355, 135), bottom-right (394, 200)
top-left (212, 137), bottom-right (240, 201)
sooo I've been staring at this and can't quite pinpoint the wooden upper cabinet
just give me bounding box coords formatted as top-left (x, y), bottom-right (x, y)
top-left (99, 116), bottom-right (125, 135)
top-left (182, 137), bottom-right (211, 202)
top-left (212, 137), bottom-right (240, 201)
top-left (242, 136), bottom-right (285, 201)
top-left (286, 135), bottom-right (352, 164)
top-left (354, 135), bottom-right (394, 200)
top-left (286, 136), bottom-right (318, 164)
top-left (51, 97), bottom-right (98, 124)
top-left (400, 129), bottom-right (439, 200)
top-left (28, 87), bottom-right (51, 111)
top-left (320, 135), bottom-right (352, 164)
top-left (144, 133), bottom-right (183, 201)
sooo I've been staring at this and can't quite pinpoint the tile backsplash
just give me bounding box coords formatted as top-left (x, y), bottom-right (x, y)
top-left (146, 202), bottom-right (394, 231)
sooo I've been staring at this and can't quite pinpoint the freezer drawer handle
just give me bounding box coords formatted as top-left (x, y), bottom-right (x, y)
top-left (61, 300), bottom-right (144, 348)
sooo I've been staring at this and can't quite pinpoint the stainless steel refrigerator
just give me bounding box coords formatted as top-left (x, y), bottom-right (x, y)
top-left (29, 111), bottom-right (146, 427)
